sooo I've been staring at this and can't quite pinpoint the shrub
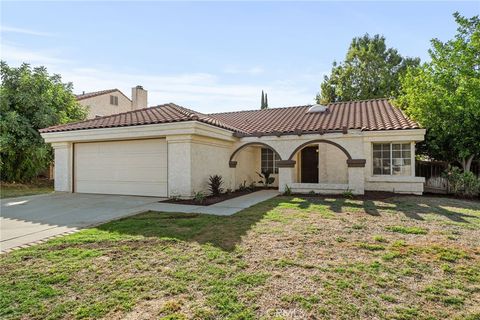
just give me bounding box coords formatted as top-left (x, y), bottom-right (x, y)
top-left (194, 191), bottom-right (206, 204)
top-left (208, 175), bottom-right (223, 196)
top-left (283, 184), bottom-right (292, 196)
top-left (169, 195), bottom-right (180, 201)
top-left (444, 166), bottom-right (480, 197)
top-left (238, 180), bottom-right (248, 191)
top-left (342, 189), bottom-right (354, 199)
top-left (256, 170), bottom-right (275, 187)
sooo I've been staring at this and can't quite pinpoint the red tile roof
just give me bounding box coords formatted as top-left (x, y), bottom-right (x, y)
top-left (210, 99), bottom-right (419, 136)
top-left (76, 89), bottom-right (131, 101)
top-left (40, 103), bottom-right (241, 133)
top-left (40, 99), bottom-right (419, 134)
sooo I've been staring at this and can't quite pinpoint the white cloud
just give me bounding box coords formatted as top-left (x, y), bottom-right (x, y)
top-left (1, 44), bottom-right (318, 113)
top-left (223, 66), bottom-right (264, 75)
top-left (1, 43), bottom-right (71, 65)
top-left (0, 26), bottom-right (53, 37)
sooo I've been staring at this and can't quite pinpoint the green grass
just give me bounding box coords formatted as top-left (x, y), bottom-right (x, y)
top-left (0, 181), bottom-right (53, 199)
top-left (0, 195), bottom-right (479, 319)
top-left (386, 225), bottom-right (428, 234)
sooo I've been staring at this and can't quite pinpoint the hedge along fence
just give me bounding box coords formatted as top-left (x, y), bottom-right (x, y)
top-left (415, 160), bottom-right (480, 194)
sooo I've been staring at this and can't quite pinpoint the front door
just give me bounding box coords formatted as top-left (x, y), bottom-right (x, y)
top-left (301, 146), bottom-right (319, 183)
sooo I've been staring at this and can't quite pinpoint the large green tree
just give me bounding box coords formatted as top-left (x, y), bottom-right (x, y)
top-left (396, 13), bottom-right (480, 171)
top-left (317, 34), bottom-right (420, 104)
top-left (0, 62), bottom-right (87, 182)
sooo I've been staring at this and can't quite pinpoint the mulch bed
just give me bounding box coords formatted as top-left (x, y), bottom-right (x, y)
top-left (163, 188), bottom-right (274, 206)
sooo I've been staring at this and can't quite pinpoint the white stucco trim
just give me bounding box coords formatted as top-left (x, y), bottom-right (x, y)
top-left (362, 129), bottom-right (426, 141)
top-left (366, 176), bottom-right (425, 183)
top-left (41, 121), bottom-right (236, 143)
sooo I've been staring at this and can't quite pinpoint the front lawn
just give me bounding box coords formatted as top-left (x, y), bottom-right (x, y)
top-left (1, 196), bottom-right (479, 319)
top-left (0, 180), bottom-right (53, 199)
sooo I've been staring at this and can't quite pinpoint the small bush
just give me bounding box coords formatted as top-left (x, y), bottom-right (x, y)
top-left (342, 189), bottom-right (354, 199)
top-left (238, 180), bottom-right (248, 191)
top-left (169, 195), bottom-right (180, 201)
top-left (208, 175), bottom-right (223, 196)
top-left (194, 191), bottom-right (206, 204)
top-left (444, 166), bottom-right (480, 197)
top-left (283, 184), bottom-right (292, 196)
top-left (256, 170), bottom-right (275, 187)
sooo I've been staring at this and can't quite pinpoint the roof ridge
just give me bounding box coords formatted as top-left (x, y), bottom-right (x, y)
top-left (76, 88), bottom-right (117, 96)
top-left (208, 104), bottom-right (311, 115)
top-left (76, 88), bottom-right (132, 102)
top-left (209, 99), bottom-right (390, 116)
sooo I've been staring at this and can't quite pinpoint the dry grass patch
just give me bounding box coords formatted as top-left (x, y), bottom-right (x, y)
top-left (0, 195), bottom-right (479, 319)
top-left (0, 180), bottom-right (53, 199)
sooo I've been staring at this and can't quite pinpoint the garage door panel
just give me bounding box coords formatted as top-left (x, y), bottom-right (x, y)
top-left (75, 181), bottom-right (167, 197)
top-left (75, 156), bottom-right (167, 170)
top-left (74, 139), bottom-right (167, 197)
top-left (77, 168), bottom-right (167, 182)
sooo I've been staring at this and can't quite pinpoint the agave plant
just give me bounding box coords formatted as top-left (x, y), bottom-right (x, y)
top-left (208, 175), bottom-right (224, 196)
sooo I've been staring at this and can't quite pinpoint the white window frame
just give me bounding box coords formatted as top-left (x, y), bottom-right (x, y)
top-left (372, 142), bottom-right (414, 176)
top-left (261, 148), bottom-right (280, 174)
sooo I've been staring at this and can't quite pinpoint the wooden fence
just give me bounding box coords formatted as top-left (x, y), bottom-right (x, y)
top-left (415, 160), bottom-right (480, 194)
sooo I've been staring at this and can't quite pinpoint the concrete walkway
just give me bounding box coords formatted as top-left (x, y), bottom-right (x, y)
top-left (144, 189), bottom-right (280, 216)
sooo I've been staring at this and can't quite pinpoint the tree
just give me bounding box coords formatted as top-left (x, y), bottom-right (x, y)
top-left (260, 90), bottom-right (268, 109)
top-left (317, 34), bottom-right (420, 104)
top-left (395, 13), bottom-right (480, 171)
top-left (0, 62), bottom-right (87, 182)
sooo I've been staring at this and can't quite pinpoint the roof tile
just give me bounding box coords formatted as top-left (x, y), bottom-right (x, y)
top-left (40, 99), bottom-right (419, 134)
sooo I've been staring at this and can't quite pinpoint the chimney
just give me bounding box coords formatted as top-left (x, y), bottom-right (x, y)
top-left (131, 85), bottom-right (148, 110)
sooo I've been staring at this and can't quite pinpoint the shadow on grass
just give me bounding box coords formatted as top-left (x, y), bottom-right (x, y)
top-left (319, 195), bottom-right (479, 223)
top-left (97, 195), bottom-right (479, 251)
top-left (97, 199), bottom-right (280, 251)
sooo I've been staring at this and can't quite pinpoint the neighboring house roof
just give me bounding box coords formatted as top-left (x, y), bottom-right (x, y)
top-left (40, 99), bottom-right (419, 134)
top-left (40, 103), bottom-right (242, 133)
top-left (76, 89), bottom-right (132, 102)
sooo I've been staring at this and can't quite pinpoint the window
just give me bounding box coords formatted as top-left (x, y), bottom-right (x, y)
top-left (110, 95), bottom-right (119, 105)
top-left (261, 148), bottom-right (280, 174)
top-left (373, 143), bottom-right (411, 176)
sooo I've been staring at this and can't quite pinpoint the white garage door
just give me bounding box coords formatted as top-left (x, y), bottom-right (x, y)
top-left (74, 139), bottom-right (167, 197)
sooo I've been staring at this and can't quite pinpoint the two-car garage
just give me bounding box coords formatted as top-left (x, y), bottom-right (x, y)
top-left (73, 139), bottom-right (168, 197)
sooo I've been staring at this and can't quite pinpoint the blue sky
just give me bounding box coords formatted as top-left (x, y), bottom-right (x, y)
top-left (1, 1), bottom-right (478, 113)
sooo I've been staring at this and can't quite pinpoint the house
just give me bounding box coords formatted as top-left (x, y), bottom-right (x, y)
top-left (39, 99), bottom-right (426, 198)
top-left (76, 86), bottom-right (148, 119)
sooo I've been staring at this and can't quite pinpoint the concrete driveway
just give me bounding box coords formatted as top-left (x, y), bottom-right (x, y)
top-left (0, 193), bottom-right (164, 252)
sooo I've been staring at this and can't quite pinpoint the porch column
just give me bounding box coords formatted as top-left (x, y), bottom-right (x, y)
top-left (347, 159), bottom-right (366, 195)
top-left (166, 136), bottom-right (193, 198)
top-left (52, 142), bottom-right (73, 192)
top-left (277, 160), bottom-right (296, 193)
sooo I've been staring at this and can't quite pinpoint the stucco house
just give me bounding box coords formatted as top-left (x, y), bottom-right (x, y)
top-left (40, 99), bottom-right (425, 198)
top-left (76, 86), bottom-right (148, 119)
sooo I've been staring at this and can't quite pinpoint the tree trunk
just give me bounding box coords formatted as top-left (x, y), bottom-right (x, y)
top-left (460, 154), bottom-right (475, 172)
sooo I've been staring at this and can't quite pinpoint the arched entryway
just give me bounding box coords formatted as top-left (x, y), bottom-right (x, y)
top-left (289, 140), bottom-right (350, 184)
top-left (229, 142), bottom-right (282, 168)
